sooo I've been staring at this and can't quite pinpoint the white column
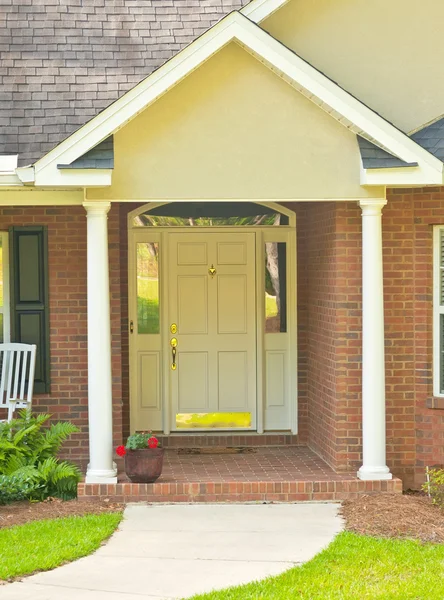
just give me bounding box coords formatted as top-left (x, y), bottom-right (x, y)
top-left (84, 201), bottom-right (117, 483)
top-left (357, 199), bottom-right (392, 481)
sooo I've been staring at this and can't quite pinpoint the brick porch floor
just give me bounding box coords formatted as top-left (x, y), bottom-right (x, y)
top-left (78, 446), bottom-right (402, 503)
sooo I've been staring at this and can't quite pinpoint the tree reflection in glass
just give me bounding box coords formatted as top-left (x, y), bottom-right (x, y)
top-left (265, 242), bottom-right (287, 333)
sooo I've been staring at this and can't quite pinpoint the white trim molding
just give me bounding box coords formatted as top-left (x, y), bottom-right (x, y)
top-left (433, 226), bottom-right (444, 398)
top-left (357, 198), bottom-right (393, 481)
top-left (241, 0), bottom-right (290, 23)
top-left (84, 201), bottom-right (117, 483)
top-left (29, 12), bottom-right (442, 188)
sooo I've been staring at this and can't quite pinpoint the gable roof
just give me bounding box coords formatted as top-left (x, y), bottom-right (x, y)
top-left (0, 0), bottom-right (247, 167)
top-left (28, 10), bottom-right (442, 187)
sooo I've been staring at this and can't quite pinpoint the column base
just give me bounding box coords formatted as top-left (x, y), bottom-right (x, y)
top-left (357, 465), bottom-right (392, 481)
top-left (85, 462), bottom-right (118, 484)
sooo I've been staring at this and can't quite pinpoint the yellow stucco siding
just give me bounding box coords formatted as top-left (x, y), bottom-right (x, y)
top-left (263, 0), bottom-right (444, 134)
top-left (88, 43), bottom-right (382, 201)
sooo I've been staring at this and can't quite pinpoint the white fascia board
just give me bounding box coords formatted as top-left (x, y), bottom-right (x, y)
top-left (33, 12), bottom-right (442, 186)
top-left (35, 168), bottom-right (112, 187)
top-left (361, 164), bottom-right (443, 186)
top-left (241, 0), bottom-right (290, 23)
top-left (0, 173), bottom-right (23, 187)
top-left (16, 166), bottom-right (35, 184)
top-left (0, 189), bottom-right (84, 206)
top-left (0, 155), bottom-right (18, 171)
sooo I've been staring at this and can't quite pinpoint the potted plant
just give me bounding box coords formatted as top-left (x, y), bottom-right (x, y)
top-left (116, 432), bottom-right (164, 483)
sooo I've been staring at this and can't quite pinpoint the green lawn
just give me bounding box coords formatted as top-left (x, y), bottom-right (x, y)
top-left (186, 532), bottom-right (444, 600)
top-left (0, 513), bottom-right (122, 580)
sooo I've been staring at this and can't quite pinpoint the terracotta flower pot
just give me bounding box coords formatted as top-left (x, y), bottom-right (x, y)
top-left (124, 448), bottom-right (165, 483)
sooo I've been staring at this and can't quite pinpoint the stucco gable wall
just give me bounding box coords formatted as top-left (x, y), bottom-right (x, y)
top-left (262, 0), bottom-right (444, 135)
top-left (88, 43), bottom-right (382, 202)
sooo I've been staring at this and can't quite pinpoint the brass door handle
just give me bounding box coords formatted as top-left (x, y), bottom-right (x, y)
top-left (130, 320), bottom-right (134, 334)
top-left (170, 337), bottom-right (177, 370)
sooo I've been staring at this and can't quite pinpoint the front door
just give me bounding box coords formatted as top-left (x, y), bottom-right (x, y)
top-left (168, 232), bottom-right (257, 430)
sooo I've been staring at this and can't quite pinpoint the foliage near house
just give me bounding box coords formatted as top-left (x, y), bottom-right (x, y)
top-left (187, 532), bottom-right (444, 600)
top-left (0, 410), bottom-right (81, 503)
top-left (0, 513), bottom-right (122, 581)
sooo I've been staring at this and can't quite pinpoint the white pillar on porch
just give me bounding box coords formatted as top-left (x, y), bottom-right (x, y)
top-left (357, 199), bottom-right (392, 481)
top-left (84, 201), bottom-right (117, 483)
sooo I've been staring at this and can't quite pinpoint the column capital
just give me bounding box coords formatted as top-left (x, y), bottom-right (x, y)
top-left (83, 201), bottom-right (111, 216)
top-left (358, 198), bottom-right (388, 216)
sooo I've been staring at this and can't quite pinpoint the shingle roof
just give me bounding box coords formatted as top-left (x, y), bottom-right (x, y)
top-left (0, 0), bottom-right (247, 166)
top-left (357, 136), bottom-right (418, 169)
top-left (411, 117), bottom-right (444, 162)
top-left (57, 136), bottom-right (114, 169)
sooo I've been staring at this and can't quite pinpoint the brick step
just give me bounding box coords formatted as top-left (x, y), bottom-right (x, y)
top-left (155, 433), bottom-right (301, 448)
top-left (78, 477), bottom-right (402, 503)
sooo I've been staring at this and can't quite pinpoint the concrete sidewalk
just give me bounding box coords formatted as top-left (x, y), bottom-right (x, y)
top-left (1, 503), bottom-right (343, 600)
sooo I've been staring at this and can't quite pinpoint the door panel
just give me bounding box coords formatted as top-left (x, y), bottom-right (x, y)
top-left (178, 276), bottom-right (208, 334)
top-left (178, 352), bottom-right (209, 411)
top-left (217, 275), bottom-right (247, 334)
top-left (169, 232), bottom-right (256, 430)
top-left (218, 351), bottom-right (248, 410)
top-left (130, 233), bottom-right (163, 431)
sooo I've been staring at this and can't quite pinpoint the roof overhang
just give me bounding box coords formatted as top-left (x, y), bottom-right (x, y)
top-left (15, 11), bottom-right (444, 189)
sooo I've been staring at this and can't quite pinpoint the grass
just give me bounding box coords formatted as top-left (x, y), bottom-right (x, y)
top-left (186, 532), bottom-right (444, 600)
top-left (0, 512), bottom-right (122, 580)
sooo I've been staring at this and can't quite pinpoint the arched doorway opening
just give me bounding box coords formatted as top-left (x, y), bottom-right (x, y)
top-left (127, 202), bottom-right (297, 435)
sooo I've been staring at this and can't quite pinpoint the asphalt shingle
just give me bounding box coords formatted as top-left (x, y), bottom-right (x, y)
top-left (357, 136), bottom-right (418, 169)
top-left (0, 0), bottom-right (247, 166)
top-left (411, 117), bottom-right (444, 162)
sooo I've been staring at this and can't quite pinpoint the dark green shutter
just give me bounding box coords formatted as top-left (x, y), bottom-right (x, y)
top-left (9, 226), bottom-right (50, 394)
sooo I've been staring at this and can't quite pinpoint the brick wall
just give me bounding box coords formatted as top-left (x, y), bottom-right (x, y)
top-left (1, 194), bottom-right (442, 489)
top-left (293, 191), bottom-right (444, 489)
top-left (0, 205), bottom-right (125, 469)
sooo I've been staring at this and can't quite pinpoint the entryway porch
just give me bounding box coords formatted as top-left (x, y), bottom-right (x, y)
top-left (78, 440), bottom-right (402, 503)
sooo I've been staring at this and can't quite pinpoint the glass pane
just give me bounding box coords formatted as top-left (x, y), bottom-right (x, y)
top-left (176, 412), bottom-right (251, 429)
top-left (265, 242), bottom-right (287, 333)
top-left (133, 202), bottom-right (289, 227)
top-left (137, 242), bottom-right (159, 334)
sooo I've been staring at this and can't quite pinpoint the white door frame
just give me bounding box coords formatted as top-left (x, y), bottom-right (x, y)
top-left (128, 202), bottom-right (297, 435)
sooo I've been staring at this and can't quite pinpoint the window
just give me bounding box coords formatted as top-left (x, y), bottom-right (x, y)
top-left (133, 202), bottom-right (289, 227)
top-left (434, 226), bottom-right (444, 396)
top-left (137, 242), bottom-right (160, 334)
top-left (265, 242), bottom-right (287, 333)
top-left (9, 226), bottom-right (50, 394)
top-left (0, 233), bottom-right (10, 343)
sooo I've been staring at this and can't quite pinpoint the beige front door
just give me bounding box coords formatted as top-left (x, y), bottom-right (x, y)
top-left (168, 232), bottom-right (257, 430)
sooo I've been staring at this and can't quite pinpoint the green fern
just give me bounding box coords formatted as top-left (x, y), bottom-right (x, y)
top-left (0, 410), bottom-right (81, 502)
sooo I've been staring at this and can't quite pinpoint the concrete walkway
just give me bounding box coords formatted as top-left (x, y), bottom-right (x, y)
top-left (1, 503), bottom-right (343, 600)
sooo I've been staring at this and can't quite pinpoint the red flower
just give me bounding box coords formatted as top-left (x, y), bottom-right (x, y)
top-left (148, 437), bottom-right (159, 449)
top-left (116, 445), bottom-right (126, 457)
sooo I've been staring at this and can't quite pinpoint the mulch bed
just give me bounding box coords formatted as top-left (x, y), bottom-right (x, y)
top-left (341, 493), bottom-right (444, 543)
top-left (0, 497), bottom-right (124, 530)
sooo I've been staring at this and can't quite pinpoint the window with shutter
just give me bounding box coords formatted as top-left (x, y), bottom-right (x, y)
top-left (0, 233), bottom-right (10, 343)
top-left (9, 226), bottom-right (50, 394)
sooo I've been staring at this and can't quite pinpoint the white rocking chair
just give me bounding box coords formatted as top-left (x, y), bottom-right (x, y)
top-left (0, 343), bottom-right (37, 422)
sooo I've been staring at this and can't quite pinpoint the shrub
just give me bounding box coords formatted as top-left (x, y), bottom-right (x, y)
top-left (0, 473), bottom-right (40, 505)
top-left (422, 467), bottom-right (444, 506)
top-left (0, 410), bottom-right (81, 502)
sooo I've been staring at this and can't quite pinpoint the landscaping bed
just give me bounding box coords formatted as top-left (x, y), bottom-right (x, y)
top-left (341, 492), bottom-right (444, 543)
top-left (0, 497), bottom-right (123, 530)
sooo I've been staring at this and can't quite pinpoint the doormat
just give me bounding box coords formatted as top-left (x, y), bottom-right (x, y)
top-left (177, 447), bottom-right (257, 455)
